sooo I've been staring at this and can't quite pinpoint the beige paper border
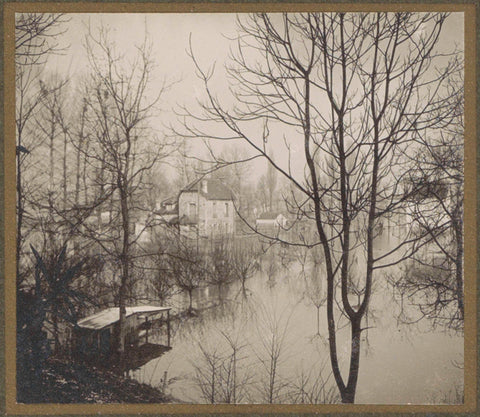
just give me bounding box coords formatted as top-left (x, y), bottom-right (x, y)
top-left (2, 2), bottom-right (477, 415)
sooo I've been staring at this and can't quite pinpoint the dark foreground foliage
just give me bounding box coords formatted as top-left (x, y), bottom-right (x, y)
top-left (17, 357), bottom-right (170, 404)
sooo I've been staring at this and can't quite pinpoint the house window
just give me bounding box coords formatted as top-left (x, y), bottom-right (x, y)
top-left (225, 202), bottom-right (229, 217)
top-left (213, 202), bottom-right (217, 218)
top-left (189, 202), bottom-right (196, 217)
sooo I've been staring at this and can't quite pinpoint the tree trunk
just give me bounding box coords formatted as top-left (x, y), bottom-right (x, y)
top-left (241, 281), bottom-right (248, 298)
top-left (217, 283), bottom-right (223, 304)
top-left (49, 109), bottom-right (55, 190)
top-left (16, 133), bottom-right (24, 287)
top-left (316, 306), bottom-right (320, 335)
top-left (188, 289), bottom-right (193, 313)
top-left (211, 366), bottom-right (215, 403)
top-left (53, 305), bottom-right (59, 354)
top-left (454, 218), bottom-right (464, 320)
top-left (303, 71), bottom-right (347, 401)
top-left (62, 131), bottom-right (67, 209)
top-left (232, 348), bottom-right (237, 404)
top-left (74, 109), bottom-right (84, 207)
top-left (341, 318), bottom-right (362, 403)
top-left (82, 140), bottom-right (89, 205)
top-left (117, 181), bottom-right (130, 356)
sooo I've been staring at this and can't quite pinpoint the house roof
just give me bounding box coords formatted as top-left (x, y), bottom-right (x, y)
top-left (156, 206), bottom-right (178, 216)
top-left (156, 197), bottom-right (179, 215)
top-left (161, 196), bottom-right (177, 206)
top-left (257, 211), bottom-right (285, 220)
top-left (181, 179), bottom-right (234, 201)
top-left (77, 306), bottom-right (170, 330)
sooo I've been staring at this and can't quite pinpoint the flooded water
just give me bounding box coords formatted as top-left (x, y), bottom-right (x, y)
top-left (131, 240), bottom-right (463, 404)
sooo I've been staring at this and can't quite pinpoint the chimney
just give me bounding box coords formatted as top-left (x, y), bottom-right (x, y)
top-left (201, 180), bottom-right (208, 194)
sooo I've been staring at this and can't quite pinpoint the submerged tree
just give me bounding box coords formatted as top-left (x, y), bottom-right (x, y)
top-left (230, 238), bottom-right (262, 297)
top-left (207, 236), bottom-right (234, 304)
top-left (166, 237), bottom-right (206, 314)
top-left (183, 12), bottom-right (462, 402)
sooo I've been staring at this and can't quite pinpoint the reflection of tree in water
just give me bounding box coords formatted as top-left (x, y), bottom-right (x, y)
top-left (191, 309), bottom-right (253, 404)
top-left (251, 300), bottom-right (293, 403)
top-left (207, 237), bottom-right (234, 306)
top-left (186, 294), bottom-right (336, 404)
top-left (135, 235), bottom-right (460, 403)
top-left (262, 250), bottom-right (278, 290)
top-left (285, 355), bottom-right (340, 404)
top-left (298, 246), bottom-right (327, 338)
top-left (230, 238), bottom-right (262, 298)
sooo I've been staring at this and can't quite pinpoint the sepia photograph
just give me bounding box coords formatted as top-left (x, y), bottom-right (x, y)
top-left (8, 5), bottom-right (474, 410)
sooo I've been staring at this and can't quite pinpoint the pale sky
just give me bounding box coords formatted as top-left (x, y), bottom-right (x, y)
top-left (48, 13), bottom-right (240, 127)
top-left (42, 12), bottom-right (465, 183)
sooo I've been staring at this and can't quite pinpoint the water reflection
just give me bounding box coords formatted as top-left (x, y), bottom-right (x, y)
top-left (131, 251), bottom-right (463, 404)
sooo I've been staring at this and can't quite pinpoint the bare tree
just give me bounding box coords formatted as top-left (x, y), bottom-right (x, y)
top-left (253, 302), bottom-right (291, 403)
top-left (15, 13), bottom-right (69, 66)
top-left (172, 137), bottom-right (198, 190)
top-left (193, 342), bottom-right (223, 403)
top-left (148, 253), bottom-right (176, 306)
top-left (266, 153), bottom-right (278, 210)
top-left (254, 174), bottom-right (269, 214)
top-left (166, 237), bottom-right (206, 314)
top-left (285, 360), bottom-right (339, 404)
top-left (15, 61), bottom-right (49, 287)
top-left (207, 236), bottom-right (234, 304)
top-left (230, 238), bottom-right (262, 297)
top-left (183, 12), bottom-right (462, 402)
top-left (15, 13), bottom-right (69, 288)
top-left (32, 75), bottom-right (70, 197)
top-left (81, 26), bottom-right (170, 354)
top-left (392, 72), bottom-right (464, 330)
top-left (193, 326), bottom-right (252, 404)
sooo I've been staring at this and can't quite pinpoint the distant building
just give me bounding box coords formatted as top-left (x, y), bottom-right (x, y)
top-left (255, 211), bottom-right (288, 234)
top-left (178, 179), bottom-right (235, 238)
top-left (155, 197), bottom-right (179, 223)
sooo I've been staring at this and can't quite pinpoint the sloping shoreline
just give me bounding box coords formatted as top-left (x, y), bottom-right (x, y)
top-left (17, 357), bottom-right (171, 404)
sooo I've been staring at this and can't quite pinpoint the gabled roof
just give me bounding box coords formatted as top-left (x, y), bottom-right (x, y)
top-left (181, 179), bottom-right (234, 201)
top-left (77, 306), bottom-right (170, 330)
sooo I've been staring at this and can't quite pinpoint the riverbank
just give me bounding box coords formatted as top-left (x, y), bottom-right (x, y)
top-left (17, 357), bottom-right (171, 403)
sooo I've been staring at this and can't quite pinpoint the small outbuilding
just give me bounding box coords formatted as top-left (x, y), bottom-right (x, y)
top-left (256, 211), bottom-right (289, 233)
top-left (74, 306), bottom-right (171, 358)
